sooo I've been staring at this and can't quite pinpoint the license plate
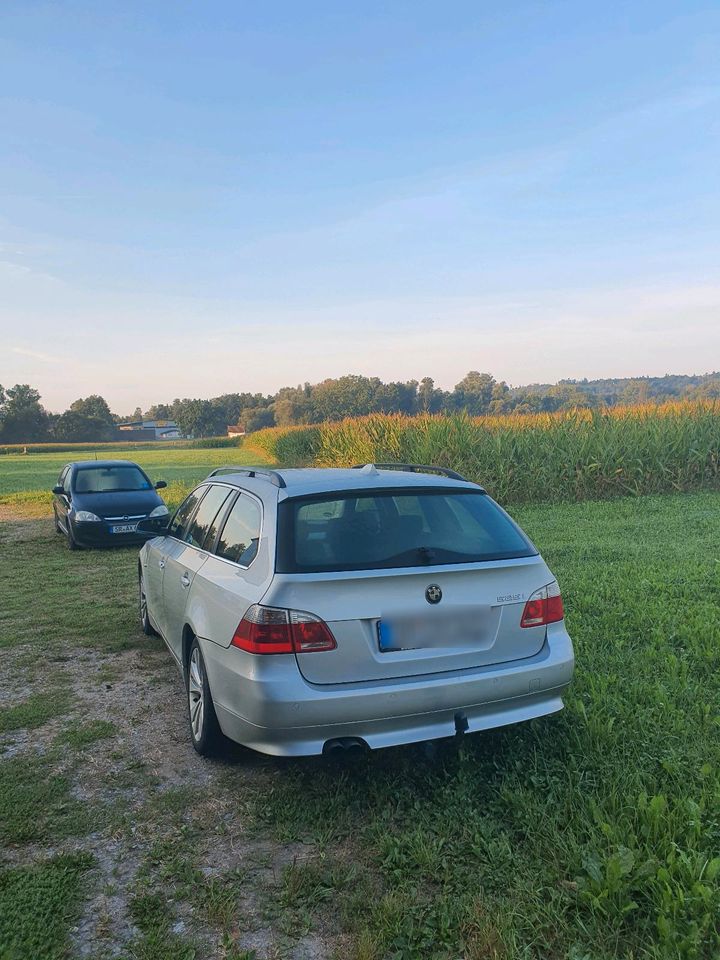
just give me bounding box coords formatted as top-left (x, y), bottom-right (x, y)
top-left (111, 523), bottom-right (137, 534)
top-left (378, 609), bottom-right (483, 652)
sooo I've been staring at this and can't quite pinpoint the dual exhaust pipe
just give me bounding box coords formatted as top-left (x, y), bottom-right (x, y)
top-left (322, 736), bottom-right (368, 758)
top-left (322, 712), bottom-right (469, 758)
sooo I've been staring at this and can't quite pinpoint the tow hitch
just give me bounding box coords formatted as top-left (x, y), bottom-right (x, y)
top-left (454, 710), bottom-right (469, 736)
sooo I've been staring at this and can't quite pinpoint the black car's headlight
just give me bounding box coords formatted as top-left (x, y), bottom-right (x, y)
top-left (74, 510), bottom-right (102, 522)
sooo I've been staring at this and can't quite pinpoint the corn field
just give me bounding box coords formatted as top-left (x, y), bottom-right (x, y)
top-left (244, 400), bottom-right (720, 504)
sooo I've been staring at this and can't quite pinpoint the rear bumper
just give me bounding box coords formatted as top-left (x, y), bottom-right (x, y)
top-left (203, 621), bottom-right (575, 756)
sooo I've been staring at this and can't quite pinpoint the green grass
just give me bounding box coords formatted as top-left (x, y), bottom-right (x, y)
top-left (0, 532), bottom-right (144, 652)
top-left (55, 719), bottom-right (116, 748)
top-left (126, 891), bottom-right (197, 960)
top-left (0, 443), bottom-right (268, 501)
top-left (0, 491), bottom-right (718, 957)
top-left (231, 492), bottom-right (720, 959)
top-left (0, 755), bottom-right (93, 844)
top-left (0, 853), bottom-right (94, 960)
top-left (0, 689), bottom-right (73, 733)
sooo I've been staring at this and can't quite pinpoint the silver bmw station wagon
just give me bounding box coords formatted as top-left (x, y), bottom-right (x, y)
top-left (137, 464), bottom-right (574, 757)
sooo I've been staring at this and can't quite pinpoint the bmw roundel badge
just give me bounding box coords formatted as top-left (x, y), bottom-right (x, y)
top-left (425, 584), bottom-right (442, 604)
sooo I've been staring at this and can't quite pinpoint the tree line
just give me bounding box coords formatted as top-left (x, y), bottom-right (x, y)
top-left (1, 371), bottom-right (719, 443)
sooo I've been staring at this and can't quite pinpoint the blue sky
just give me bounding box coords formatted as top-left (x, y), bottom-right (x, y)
top-left (1, 1), bottom-right (719, 412)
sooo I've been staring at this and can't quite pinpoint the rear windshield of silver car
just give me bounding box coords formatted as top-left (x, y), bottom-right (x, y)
top-left (276, 489), bottom-right (537, 573)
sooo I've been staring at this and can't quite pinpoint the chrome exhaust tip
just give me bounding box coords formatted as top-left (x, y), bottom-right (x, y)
top-left (322, 737), bottom-right (369, 757)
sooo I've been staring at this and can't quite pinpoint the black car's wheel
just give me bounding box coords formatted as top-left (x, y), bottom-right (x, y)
top-left (139, 571), bottom-right (158, 636)
top-left (187, 638), bottom-right (223, 756)
top-left (53, 507), bottom-right (62, 534)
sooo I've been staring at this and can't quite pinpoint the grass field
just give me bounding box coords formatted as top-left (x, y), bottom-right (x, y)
top-left (0, 445), bottom-right (268, 509)
top-left (1, 490), bottom-right (718, 959)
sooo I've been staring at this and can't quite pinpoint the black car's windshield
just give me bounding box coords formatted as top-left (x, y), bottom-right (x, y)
top-left (276, 489), bottom-right (537, 573)
top-left (73, 466), bottom-right (152, 494)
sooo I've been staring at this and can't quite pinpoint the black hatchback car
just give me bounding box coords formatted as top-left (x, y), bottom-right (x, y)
top-left (52, 460), bottom-right (168, 549)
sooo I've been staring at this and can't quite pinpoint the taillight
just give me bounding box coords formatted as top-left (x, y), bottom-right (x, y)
top-left (231, 604), bottom-right (337, 654)
top-left (520, 582), bottom-right (564, 628)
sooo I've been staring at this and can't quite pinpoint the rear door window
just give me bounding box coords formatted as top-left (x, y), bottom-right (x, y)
top-left (216, 495), bottom-right (262, 566)
top-left (202, 491), bottom-right (237, 552)
top-left (183, 485), bottom-right (233, 549)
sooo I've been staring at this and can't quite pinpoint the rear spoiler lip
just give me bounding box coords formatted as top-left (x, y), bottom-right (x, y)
top-left (278, 483), bottom-right (486, 503)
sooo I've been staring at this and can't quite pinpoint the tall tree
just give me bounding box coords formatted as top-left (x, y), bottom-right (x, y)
top-left (488, 380), bottom-right (513, 414)
top-left (311, 375), bottom-right (382, 421)
top-left (144, 403), bottom-right (172, 420)
top-left (451, 371), bottom-right (497, 415)
top-left (240, 407), bottom-right (276, 432)
top-left (0, 384), bottom-right (49, 442)
top-left (69, 395), bottom-right (115, 425)
top-left (172, 399), bottom-right (227, 438)
top-left (52, 410), bottom-right (115, 442)
top-left (417, 377), bottom-right (445, 413)
top-left (274, 385), bottom-right (314, 426)
top-left (372, 380), bottom-right (418, 414)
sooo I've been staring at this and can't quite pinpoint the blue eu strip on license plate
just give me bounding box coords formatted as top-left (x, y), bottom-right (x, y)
top-left (378, 621), bottom-right (397, 652)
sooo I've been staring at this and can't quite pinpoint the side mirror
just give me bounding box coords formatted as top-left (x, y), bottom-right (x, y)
top-left (136, 516), bottom-right (169, 536)
top-left (155, 480), bottom-right (167, 490)
top-left (52, 484), bottom-right (64, 495)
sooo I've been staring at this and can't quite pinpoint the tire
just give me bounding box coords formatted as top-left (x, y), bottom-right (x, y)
top-left (53, 508), bottom-right (62, 534)
top-left (139, 571), bottom-right (158, 637)
top-left (187, 638), bottom-right (224, 756)
top-left (66, 521), bottom-right (80, 551)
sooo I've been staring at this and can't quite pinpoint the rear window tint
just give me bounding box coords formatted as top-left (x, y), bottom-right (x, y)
top-left (277, 489), bottom-right (536, 573)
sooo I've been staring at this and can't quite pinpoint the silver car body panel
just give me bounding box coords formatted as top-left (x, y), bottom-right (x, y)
top-left (202, 621), bottom-right (573, 756)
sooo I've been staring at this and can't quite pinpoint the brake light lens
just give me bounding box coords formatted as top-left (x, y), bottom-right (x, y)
top-left (231, 604), bottom-right (337, 654)
top-left (520, 581), bottom-right (564, 628)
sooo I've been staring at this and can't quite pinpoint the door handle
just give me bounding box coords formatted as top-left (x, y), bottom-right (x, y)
top-left (158, 558), bottom-right (166, 569)
top-left (181, 573), bottom-right (191, 588)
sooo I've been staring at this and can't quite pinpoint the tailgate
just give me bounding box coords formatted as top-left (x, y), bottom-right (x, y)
top-left (263, 556), bottom-right (552, 684)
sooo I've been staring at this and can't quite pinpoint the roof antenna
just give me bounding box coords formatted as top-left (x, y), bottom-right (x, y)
top-left (360, 463), bottom-right (379, 476)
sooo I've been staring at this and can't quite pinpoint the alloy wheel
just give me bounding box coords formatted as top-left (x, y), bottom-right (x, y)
top-left (188, 647), bottom-right (205, 742)
top-left (139, 575), bottom-right (148, 626)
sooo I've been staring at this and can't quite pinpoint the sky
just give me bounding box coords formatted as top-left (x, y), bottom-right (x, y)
top-left (1, 1), bottom-right (719, 413)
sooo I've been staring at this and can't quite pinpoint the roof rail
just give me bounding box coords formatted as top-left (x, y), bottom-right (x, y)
top-left (206, 466), bottom-right (287, 488)
top-left (351, 462), bottom-right (470, 483)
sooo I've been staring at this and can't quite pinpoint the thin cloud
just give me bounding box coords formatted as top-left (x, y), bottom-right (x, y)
top-left (11, 346), bottom-right (61, 364)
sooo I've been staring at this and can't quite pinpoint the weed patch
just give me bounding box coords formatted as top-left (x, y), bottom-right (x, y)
top-left (56, 718), bottom-right (116, 748)
top-left (0, 689), bottom-right (73, 733)
top-left (0, 754), bottom-right (93, 844)
top-left (0, 852), bottom-right (94, 960)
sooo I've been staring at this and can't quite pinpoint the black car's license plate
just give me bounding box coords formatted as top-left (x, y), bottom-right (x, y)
top-left (111, 523), bottom-right (137, 534)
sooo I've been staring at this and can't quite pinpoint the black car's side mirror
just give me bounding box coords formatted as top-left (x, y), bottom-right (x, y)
top-left (155, 480), bottom-right (167, 490)
top-left (136, 515), bottom-right (170, 536)
top-left (52, 484), bottom-right (64, 495)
